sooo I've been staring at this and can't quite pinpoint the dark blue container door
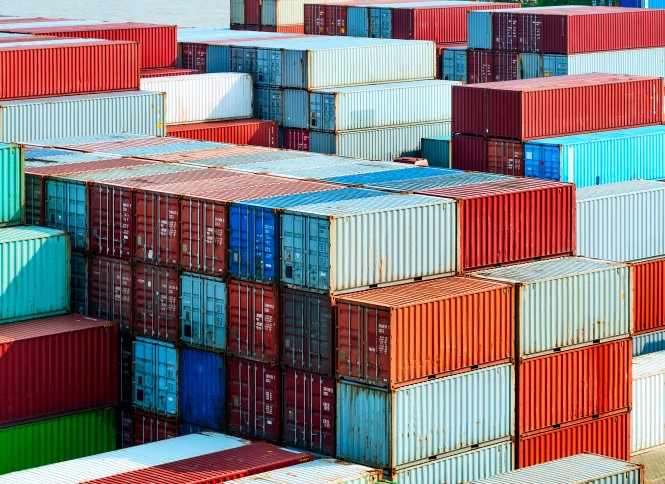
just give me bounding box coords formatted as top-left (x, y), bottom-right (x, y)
top-left (179, 348), bottom-right (225, 430)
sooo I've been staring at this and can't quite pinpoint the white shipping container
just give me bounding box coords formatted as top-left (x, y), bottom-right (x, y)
top-left (632, 351), bottom-right (665, 455)
top-left (228, 459), bottom-right (381, 483)
top-left (543, 47), bottom-right (665, 78)
top-left (576, 181), bottom-right (665, 262)
top-left (261, 0), bottom-right (352, 26)
top-left (140, 73), bottom-right (252, 125)
top-left (230, 0), bottom-right (245, 24)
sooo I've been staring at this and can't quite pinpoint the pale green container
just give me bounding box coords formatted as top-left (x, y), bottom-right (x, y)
top-left (0, 226), bottom-right (70, 324)
top-left (0, 143), bottom-right (24, 226)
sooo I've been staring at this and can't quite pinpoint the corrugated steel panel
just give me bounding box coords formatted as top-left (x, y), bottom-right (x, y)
top-left (140, 73), bottom-right (252, 124)
top-left (467, 50), bottom-right (494, 84)
top-left (634, 329), bottom-right (665, 357)
top-left (166, 119), bottom-right (278, 148)
top-left (348, 6), bottom-right (369, 37)
top-left (576, 181), bottom-right (665, 262)
top-left (231, 0), bottom-right (246, 24)
top-left (487, 139), bottom-right (523, 176)
top-left (336, 364), bottom-right (514, 470)
top-left (0, 143), bottom-right (23, 226)
top-left (472, 257), bottom-right (631, 358)
top-left (134, 263), bottom-right (180, 342)
top-left (632, 351), bottom-right (665, 454)
top-left (179, 348), bottom-right (225, 430)
top-left (324, 166), bottom-right (453, 187)
top-left (140, 67), bottom-right (198, 78)
top-left (632, 258), bottom-right (665, 334)
top-left (227, 154), bottom-right (361, 175)
top-left (241, 160), bottom-right (409, 180)
top-left (263, 0), bottom-right (352, 26)
top-left (345, 171), bottom-right (508, 193)
top-left (133, 337), bottom-right (178, 416)
top-left (468, 10), bottom-right (492, 49)
top-left (0, 91), bottom-right (166, 143)
top-left (421, 136), bottom-right (451, 168)
top-left (227, 458), bottom-right (381, 483)
top-left (451, 134), bottom-right (487, 172)
top-left (282, 127), bottom-right (310, 151)
top-left (254, 87), bottom-right (284, 124)
top-left (88, 255), bottom-right (133, 330)
top-left (121, 408), bottom-right (179, 448)
top-left (0, 226), bottom-right (69, 324)
top-left (283, 89), bottom-right (310, 129)
top-left (180, 272), bottom-right (227, 351)
top-left (281, 194), bottom-right (458, 294)
top-left (70, 250), bottom-right (87, 315)
top-left (442, 46), bottom-right (467, 83)
top-left (543, 47), bottom-right (665, 79)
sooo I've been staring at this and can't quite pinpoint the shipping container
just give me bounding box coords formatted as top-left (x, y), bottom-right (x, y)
top-left (576, 181), bottom-right (665, 262)
top-left (0, 91), bottom-right (166, 143)
top-left (452, 74), bottom-right (664, 140)
top-left (133, 337), bottom-right (178, 416)
top-left (630, 258), bottom-right (665, 335)
top-left (0, 143), bottom-right (23, 226)
top-left (282, 127), bottom-right (310, 151)
top-left (227, 458), bottom-right (381, 483)
top-left (336, 277), bottom-right (514, 389)
top-left (467, 49), bottom-right (494, 84)
top-left (451, 134), bottom-right (486, 172)
top-left (442, 45), bottom-right (467, 82)
top-left (487, 138), bottom-right (523, 176)
top-left (541, 47), bottom-right (665, 79)
top-left (125, 408), bottom-right (179, 447)
top-left (254, 87), bottom-right (284, 124)
top-left (421, 136), bottom-right (451, 168)
top-left (518, 412), bottom-right (630, 469)
top-left (632, 351), bottom-right (665, 454)
top-left (70, 250), bottom-right (88, 315)
top-left (634, 329), bottom-right (665, 357)
top-left (472, 257), bottom-right (631, 358)
top-left (282, 368), bottom-right (336, 455)
top-left (0, 226), bottom-right (69, 324)
top-left (134, 263), bottom-right (180, 342)
top-left (236, 159), bottom-right (412, 180)
top-left (283, 89), bottom-right (310, 129)
top-left (179, 347), bottom-right (225, 430)
top-left (337, 363), bottom-right (514, 470)
top-left (323, 165), bottom-right (452, 187)
top-left (89, 255), bottom-right (133, 331)
top-left (281, 194), bottom-right (458, 294)
top-left (119, 334), bottom-right (133, 407)
top-left (335, 170), bottom-right (508, 193)
top-left (260, 0), bottom-right (349, 27)
top-left (0, 408), bottom-right (116, 474)
top-left (518, 339), bottom-right (632, 437)
top-left (167, 119), bottom-right (278, 147)
top-left (180, 272), bottom-right (227, 352)
top-left (227, 356), bottom-right (281, 442)
top-left (140, 67), bottom-right (198, 78)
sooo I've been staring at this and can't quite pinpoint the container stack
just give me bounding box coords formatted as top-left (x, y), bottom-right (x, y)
top-left (231, 0), bottom-right (348, 33)
top-left (631, 351), bottom-right (665, 457)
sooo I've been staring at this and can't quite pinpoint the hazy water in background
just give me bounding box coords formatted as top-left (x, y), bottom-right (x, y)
top-left (0, 0), bottom-right (230, 28)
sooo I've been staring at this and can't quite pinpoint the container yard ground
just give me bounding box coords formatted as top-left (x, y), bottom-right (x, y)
top-left (633, 448), bottom-right (665, 484)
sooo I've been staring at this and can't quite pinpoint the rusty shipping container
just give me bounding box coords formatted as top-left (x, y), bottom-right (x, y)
top-left (134, 263), bottom-right (180, 342)
top-left (632, 257), bottom-right (665, 334)
top-left (167, 120), bottom-right (279, 148)
top-left (88, 255), bottom-right (134, 331)
top-left (336, 277), bottom-right (514, 389)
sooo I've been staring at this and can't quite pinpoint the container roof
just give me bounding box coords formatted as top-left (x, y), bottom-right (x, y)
top-left (633, 351), bottom-right (665, 380)
top-left (577, 180), bottom-right (665, 201)
top-left (0, 314), bottom-right (113, 343)
top-left (0, 226), bottom-right (65, 243)
top-left (526, 125), bottom-right (665, 146)
top-left (284, 192), bottom-right (452, 216)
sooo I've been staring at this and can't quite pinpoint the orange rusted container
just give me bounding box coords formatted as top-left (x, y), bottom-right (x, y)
top-left (632, 257), bottom-right (665, 334)
top-left (336, 277), bottom-right (514, 389)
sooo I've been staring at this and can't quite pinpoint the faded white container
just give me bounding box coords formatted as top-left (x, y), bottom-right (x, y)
top-left (632, 351), bottom-right (665, 455)
top-left (472, 257), bottom-right (632, 358)
top-left (261, 0), bottom-right (351, 26)
top-left (227, 459), bottom-right (381, 483)
top-left (543, 47), bottom-right (665, 78)
top-left (576, 181), bottom-right (665, 262)
top-left (230, 0), bottom-right (245, 24)
top-left (140, 73), bottom-right (252, 124)
top-left (310, 121), bottom-right (452, 161)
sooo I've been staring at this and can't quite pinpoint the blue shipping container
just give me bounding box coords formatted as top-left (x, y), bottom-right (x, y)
top-left (519, 53), bottom-right (541, 79)
top-left (133, 337), bottom-right (178, 417)
top-left (179, 348), bottom-right (225, 430)
top-left (442, 48), bottom-right (467, 83)
top-left (634, 329), bottom-right (665, 357)
top-left (180, 272), bottom-right (227, 351)
top-left (0, 142), bottom-right (24, 227)
top-left (326, 166), bottom-right (456, 186)
top-left (467, 11), bottom-right (492, 49)
top-left (369, 7), bottom-right (391, 38)
top-left (421, 136), bottom-right (451, 168)
top-left (347, 6), bottom-right (369, 37)
top-left (254, 87), bottom-right (284, 124)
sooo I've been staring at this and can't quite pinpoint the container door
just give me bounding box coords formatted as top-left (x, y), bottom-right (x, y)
top-left (230, 0), bottom-right (245, 25)
top-left (179, 348), bottom-right (225, 429)
top-left (369, 8), bottom-right (382, 38)
top-left (89, 255), bottom-right (133, 331)
top-left (281, 212), bottom-right (330, 292)
top-left (134, 264), bottom-right (180, 342)
top-left (256, 48), bottom-right (281, 87)
top-left (179, 197), bottom-right (226, 277)
top-left (71, 251), bottom-right (88, 315)
top-left (45, 179), bottom-right (87, 250)
top-left (180, 272), bottom-right (227, 351)
top-left (519, 53), bottom-right (541, 79)
top-left (134, 191), bottom-right (179, 266)
top-left (518, 14), bottom-right (542, 53)
top-left (89, 183), bottom-right (134, 259)
top-left (487, 139), bottom-right (524, 176)
top-left (24, 174), bottom-right (43, 226)
top-left (347, 7), bottom-right (368, 37)
top-left (244, 0), bottom-right (260, 25)
top-left (261, 0), bottom-right (277, 27)
top-left (133, 339), bottom-right (178, 416)
top-left (380, 8), bottom-right (391, 38)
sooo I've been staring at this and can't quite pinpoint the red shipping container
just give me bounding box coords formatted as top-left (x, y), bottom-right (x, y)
top-left (325, 5), bottom-right (348, 35)
top-left (228, 280), bottom-right (280, 363)
top-left (228, 356), bottom-right (281, 442)
top-left (517, 13), bottom-right (543, 53)
top-left (134, 263), bottom-right (180, 342)
top-left (467, 50), bottom-right (493, 85)
top-left (178, 42), bottom-right (209, 72)
top-left (487, 138), bottom-right (523, 176)
top-left (282, 368), bottom-right (336, 455)
top-left (118, 407), bottom-right (179, 449)
top-left (418, 178), bottom-right (576, 271)
top-left (281, 288), bottom-right (335, 375)
top-left (305, 4), bottom-right (326, 34)
top-left (336, 277), bottom-right (514, 389)
top-left (517, 411), bottom-right (630, 469)
top-left (632, 257), bottom-right (665, 334)
top-left (6, 22), bottom-right (177, 68)
top-left (167, 120), bottom-right (279, 148)
top-left (451, 134), bottom-right (487, 172)
top-left (492, 10), bottom-right (519, 51)
top-left (282, 128), bottom-right (310, 151)
top-left (58, 135), bottom-right (193, 153)
top-left (0, 39), bottom-right (140, 100)
top-left (119, 332), bottom-right (133, 406)
top-left (519, 339), bottom-right (632, 437)
top-left (0, 314), bottom-right (118, 426)
top-left (260, 25), bottom-right (306, 34)
top-left (493, 51), bottom-right (519, 82)
top-left (245, 0), bottom-right (261, 26)
top-left (134, 189), bottom-right (181, 266)
top-left (140, 67), bottom-right (198, 78)
top-left (89, 255), bottom-right (134, 331)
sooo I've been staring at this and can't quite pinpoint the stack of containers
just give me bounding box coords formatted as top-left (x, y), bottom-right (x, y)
top-left (631, 351), bottom-right (665, 457)
top-left (232, 0), bottom-right (351, 33)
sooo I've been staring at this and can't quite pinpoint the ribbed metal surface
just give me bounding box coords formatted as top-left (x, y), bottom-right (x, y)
top-left (180, 272), bottom-right (227, 351)
top-left (254, 86), bottom-right (284, 124)
top-left (325, 166), bottom-right (454, 187)
top-left (179, 348), bottom-right (225, 430)
top-left (632, 352), bottom-right (665, 454)
top-left (0, 143), bottom-right (23, 226)
top-left (262, 161), bottom-right (409, 181)
top-left (544, 47), bottom-right (665, 78)
top-left (421, 136), bottom-right (451, 168)
top-left (228, 458), bottom-right (381, 483)
top-left (262, 0), bottom-right (351, 26)
top-left (633, 329), bottom-right (665, 357)
top-left (362, 171), bottom-right (509, 192)
top-left (472, 257), bottom-right (631, 358)
top-left (133, 337), bottom-right (178, 416)
top-left (283, 88), bottom-right (310, 129)
top-left (336, 364), bottom-right (514, 470)
top-left (467, 10), bottom-right (492, 49)
top-left (631, 257), bottom-right (665, 334)
top-left (228, 154), bottom-right (362, 174)
top-left (576, 181), bottom-right (665, 262)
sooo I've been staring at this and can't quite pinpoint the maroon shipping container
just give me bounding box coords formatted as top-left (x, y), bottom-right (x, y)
top-left (134, 189), bottom-right (181, 266)
top-left (492, 10), bottom-right (519, 51)
top-left (134, 263), bottom-right (180, 342)
top-left (167, 120), bottom-right (279, 148)
top-left (467, 50), bottom-right (493, 85)
top-left (119, 332), bottom-right (133, 406)
top-left (118, 407), bottom-right (179, 449)
top-left (245, 0), bottom-right (261, 26)
top-left (325, 5), bottom-right (348, 36)
top-left (632, 257), bottom-right (665, 334)
top-left (517, 411), bottom-right (630, 469)
top-left (140, 67), bottom-right (199, 78)
top-left (0, 314), bottom-right (118, 426)
top-left (452, 74), bottom-right (664, 140)
top-left (281, 288), bottom-right (335, 375)
top-left (451, 134), bottom-right (487, 172)
top-left (493, 51), bottom-right (519, 82)
top-left (228, 356), bottom-right (281, 442)
top-left (282, 128), bottom-right (310, 151)
top-left (89, 255), bottom-right (134, 331)
top-left (519, 339), bottom-right (632, 437)
top-left (260, 25), bottom-right (305, 34)
top-left (5, 22), bottom-right (177, 68)
top-left (0, 39), bottom-right (140, 100)
top-left (305, 4), bottom-right (326, 34)
top-left (487, 138), bottom-right (523, 176)
top-left (282, 368), bottom-right (336, 455)
top-left (518, 13), bottom-right (543, 53)
top-left (417, 178), bottom-right (576, 271)
top-left (231, 24), bottom-right (261, 31)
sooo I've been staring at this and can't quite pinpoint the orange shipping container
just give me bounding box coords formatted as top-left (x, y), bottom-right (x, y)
top-left (631, 257), bottom-right (665, 334)
top-left (336, 277), bottom-right (514, 389)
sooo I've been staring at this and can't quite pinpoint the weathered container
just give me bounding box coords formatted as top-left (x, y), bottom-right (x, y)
top-left (452, 74), bottom-right (664, 140)
top-left (487, 138), bottom-right (523, 176)
top-left (0, 91), bottom-right (166, 143)
top-left (281, 194), bottom-right (458, 294)
top-left (121, 408), bottom-right (179, 447)
top-left (133, 336), bottom-right (178, 417)
top-left (140, 73), bottom-right (252, 124)
top-left (308, 81), bottom-right (457, 132)
top-left (227, 356), bottom-right (281, 442)
top-left (442, 45), bottom-right (467, 83)
top-left (180, 272), bottom-right (227, 352)
top-left (421, 136), bottom-right (451, 168)
top-left (140, 67), bottom-right (198, 78)
top-left (230, 458), bottom-right (380, 483)
top-left (541, 47), bottom-right (665, 79)
top-left (634, 329), bottom-right (665, 357)
top-left (283, 88), bottom-right (310, 129)
top-left (472, 257), bottom-right (631, 358)
top-left (466, 453), bottom-right (643, 484)
top-left (632, 351), bottom-right (665, 454)
top-left (418, 178), bottom-right (576, 272)
top-left (310, 121), bottom-right (451, 161)
top-left (167, 119), bottom-right (278, 147)
top-left (518, 412), bottom-right (630, 469)
top-left (0, 226), bottom-right (69, 324)
top-left (337, 363), bottom-right (514, 471)
top-left (519, 52), bottom-right (541, 79)
top-left (88, 255), bottom-right (133, 331)
top-left (0, 39), bottom-right (140, 100)
top-left (254, 87), bottom-right (284, 124)
top-left (576, 181), bottom-right (665, 262)
top-left (238, 159), bottom-right (409, 180)
top-left (0, 408), bottom-right (116, 475)
top-left (518, 339), bottom-right (632, 436)
top-left (467, 49), bottom-right (494, 84)
top-left (282, 127), bottom-right (310, 151)
top-left (0, 143), bottom-right (23, 226)
top-left (451, 134), bottom-right (486, 172)
top-left (134, 263), bottom-right (180, 342)
top-left (282, 368), bottom-right (336, 455)
top-left (336, 277), bottom-right (514, 389)
top-left (179, 347), bottom-right (225, 430)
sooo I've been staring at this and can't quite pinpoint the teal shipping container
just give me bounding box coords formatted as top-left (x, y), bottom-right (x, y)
top-left (421, 136), bottom-right (451, 168)
top-left (0, 226), bottom-right (70, 324)
top-left (180, 272), bottom-right (227, 351)
top-left (0, 143), bottom-right (24, 227)
top-left (634, 329), bottom-right (665, 357)
top-left (133, 337), bottom-right (178, 417)
top-left (442, 47), bottom-right (467, 83)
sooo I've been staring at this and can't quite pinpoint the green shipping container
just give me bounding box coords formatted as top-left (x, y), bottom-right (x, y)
top-left (0, 143), bottom-right (24, 226)
top-left (0, 226), bottom-right (70, 324)
top-left (421, 136), bottom-right (451, 168)
top-left (0, 408), bottom-right (116, 474)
